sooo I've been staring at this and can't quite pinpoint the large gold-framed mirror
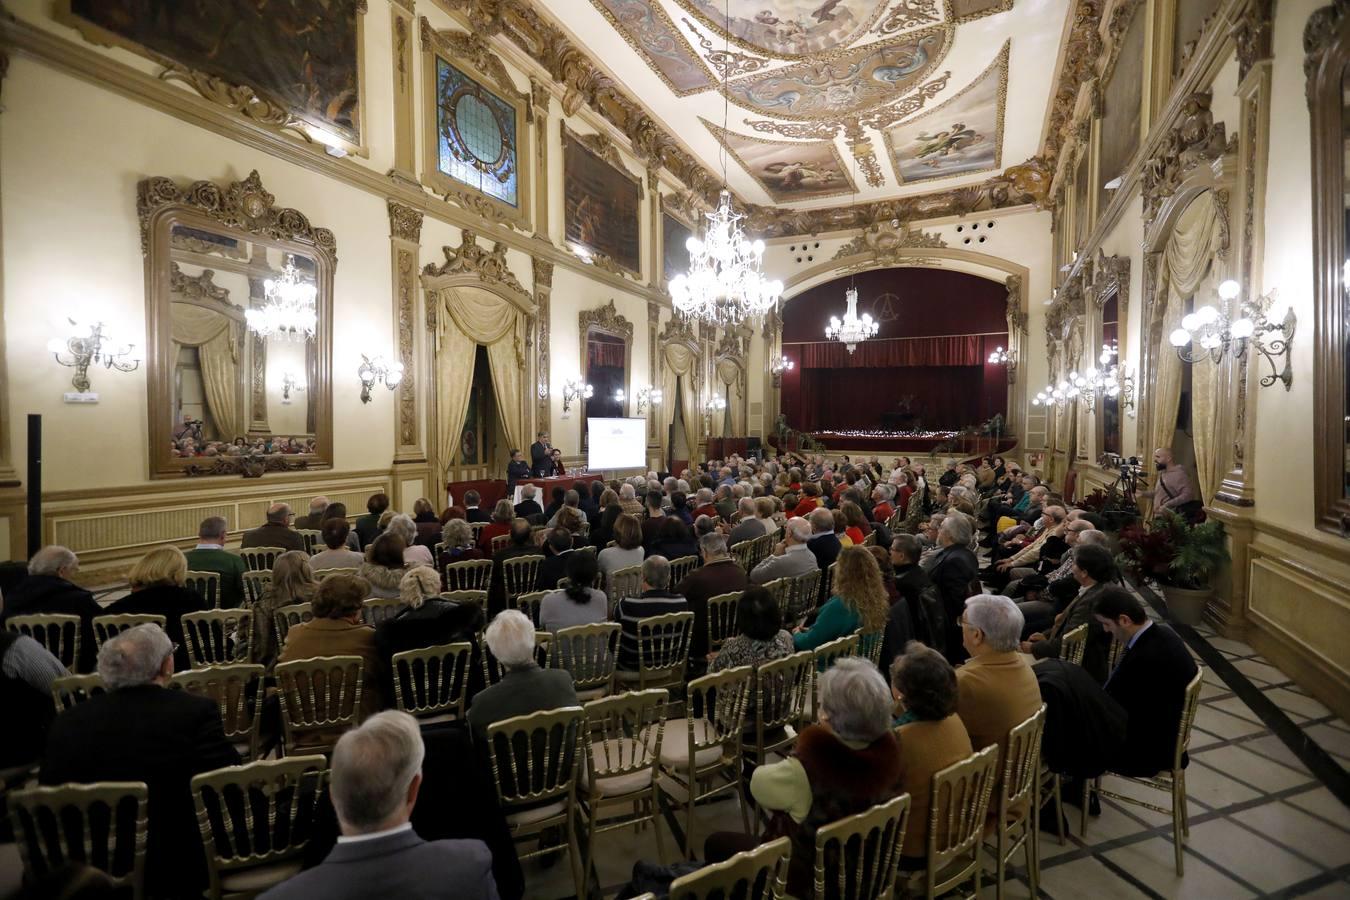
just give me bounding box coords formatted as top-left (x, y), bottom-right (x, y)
top-left (579, 300), bottom-right (633, 448)
top-left (139, 171), bottom-right (334, 477)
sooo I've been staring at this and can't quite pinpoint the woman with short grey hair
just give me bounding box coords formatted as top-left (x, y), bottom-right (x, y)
top-left (388, 513), bottom-right (434, 568)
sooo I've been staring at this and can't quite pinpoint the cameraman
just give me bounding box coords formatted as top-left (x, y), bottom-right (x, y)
top-left (174, 413), bottom-right (203, 444)
top-left (1152, 447), bottom-right (1200, 521)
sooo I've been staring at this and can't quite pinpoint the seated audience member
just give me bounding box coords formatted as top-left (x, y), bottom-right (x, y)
top-left (639, 491), bottom-right (666, 546)
top-left (185, 516), bottom-right (247, 608)
top-left (246, 551), bottom-right (318, 667)
top-left (467, 610), bottom-right (577, 746)
top-left (542, 487), bottom-right (567, 524)
top-left (691, 488), bottom-right (717, 521)
top-left (540, 551), bottom-right (608, 632)
top-left (514, 485), bottom-right (544, 522)
top-left (321, 503), bottom-right (365, 553)
top-left (889, 643), bottom-right (974, 868)
top-left (241, 502), bottom-right (307, 552)
top-left (871, 485), bottom-right (896, 525)
top-left (535, 528), bottom-right (578, 591)
top-left (462, 489), bottom-right (490, 524)
top-left (0, 624), bottom-right (66, 767)
top-left (750, 517), bottom-right (817, 586)
top-left (614, 556), bottom-right (687, 671)
top-left (709, 586), bottom-right (793, 673)
top-left (375, 567), bottom-right (482, 704)
top-left (387, 514), bottom-right (435, 569)
top-left (580, 481), bottom-right (603, 524)
top-left (355, 494), bottom-right (391, 550)
top-left (554, 506), bottom-right (588, 547)
top-left (884, 534), bottom-right (933, 658)
top-left (647, 516), bottom-right (700, 562)
top-left (988, 505), bottom-right (1068, 589)
top-left (478, 500), bottom-right (516, 553)
top-left (278, 573), bottom-right (382, 718)
top-left (616, 483), bottom-right (642, 517)
top-left (676, 532), bottom-right (750, 665)
top-left (1094, 589), bottom-right (1198, 776)
top-left (927, 515), bottom-right (979, 663)
top-left (41, 624), bottom-right (238, 897)
top-left (3, 545), bottom-right (101, 671)
top-left (955, 594), bottom-right (1042, 811)
top-left (259, 711), bottom-right (499, 900)
top-left (598, 513), bottom-right (645, 579)
top-left (1007, 519), bottom-right (1094, 602)
top-left (590, 499), bottom-right (623, 550)
top-left (669, 491), bottom-right (695, 526)
top-left (312, 519), bottom-right (366, 570)
top-left (486, 519), bottom-right (542, 614)
top-left (437, 519), bottom-right (484, 572)
top-left (107, 546), bottom-right (208, 670)
top-left (704, 658), bottom-right (901, 897)
top-left (727, 498), bottom-right (764, 545)
top-left (360, 533), bottom-right (411, 600)
top-left (545, 489), bottom-right (582, 528)
top-left (867, 545), bottom-right (901, 607)
top-left (805, 507), bottom-right (842, 573)
top-left (295, 496), bottom-right (329, 530)
top-left (841, 501), bottom-right (871, 546)
top-left (411, 498), bottom-right (442, 548)
top-left (1022, 544), bottom-right (1116, 683)
top-left (793, 546), bottom-right (888, 655)
top-left (790, 483), bottom-right (822, 519)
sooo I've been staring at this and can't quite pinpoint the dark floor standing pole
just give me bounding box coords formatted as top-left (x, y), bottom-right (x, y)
top-left (26, 414), bottom-right (40, 559)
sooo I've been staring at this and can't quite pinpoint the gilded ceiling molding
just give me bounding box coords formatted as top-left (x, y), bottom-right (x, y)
top-left (584, 1), bottom-right (716, 97)
top-left (169, 262), bottom-right (238, 310)
top-left (1098, 0), bottom-right (1144, 88)
top-left (419, 18), bottom-right (528, 109)
top-left (1005, 274), bottom-right (1026, 334)
top-left (874, 0), bottom-right (941, 33)
top-left (854, 71), bottom-right (953, 130)
top-left (679, 17), bottom-right (768, 80)
top-left (831, 220), bottom-right (948, 266)
top-left (387, 200), bottom-right (424, 243)
top-left (1139, 91), bottom-right (1231, 223)
top-left (1041, 0), bottom-right (1104, 165)
top-left (579, 299), bottom-right (635, 340)
top-left (422, 229), bottom-right (527, 296)
top-left (846, 124), bottom-right (887, 188)
top-left (673, 0), bottom-right (892, 60)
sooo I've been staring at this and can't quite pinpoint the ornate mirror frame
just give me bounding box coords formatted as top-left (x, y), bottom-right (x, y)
top-left (1308, 3), bottom-right (1350, 536)
top-left (1092, 251), bottom-right (1131, 459)
top-left (138, 170), bottom-right (335, 478)
top-left (579, 300), bottom-right (634, 449)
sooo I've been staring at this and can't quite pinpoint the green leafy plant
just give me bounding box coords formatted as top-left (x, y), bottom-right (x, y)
top-left (1116, 511), bottom-right (1228, 589)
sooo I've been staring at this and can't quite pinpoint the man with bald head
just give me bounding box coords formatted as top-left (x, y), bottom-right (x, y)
top-left (240, 502), bottom-right (306, 552)
top-left (1152, 447), bottom-right (1197, 519)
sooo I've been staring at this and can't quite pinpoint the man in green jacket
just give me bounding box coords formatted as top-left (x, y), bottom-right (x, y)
top-left (183, 516), bottom-right (246, 608)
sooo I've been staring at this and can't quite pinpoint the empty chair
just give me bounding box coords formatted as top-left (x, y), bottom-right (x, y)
top-left (273, 655), bottom-right (365, 756)
top-left (93, 614), bottom-right (167, 653)
top-left (239, 547), bottom-right (285, 573)
top-left (667, 835), bottom-right (789, 900)
top-left (391, 642), bottom-right (474, 722)
top-left (172, 664), bottom-right (266, 762)
top-left (7, 781), bottom-right (149, 898)
top-left (812, 794), bottom-right (911, 900)
top-left (551, 622), bottom-right (620, 701)
top-left (705, 591), bottom-right (742, 654)
top-left (51, 673), bottom-right (107, 713)
top-left (444, 558), bottom-right (493, 593)
top-left (987, 704), bottom-right (1047, 900)
top-left (616, 611), bottom-right (694, 692)
top-left (180, 609), bottom-right (255, 668)
top-left (185, 571), bottom-right (222, 609)
top-left (6, 614), bottom-right (81, 672)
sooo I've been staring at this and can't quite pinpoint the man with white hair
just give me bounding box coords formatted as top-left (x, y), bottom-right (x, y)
top-left (618, 482), bottom-right (643, 517)
top-left (750, 516), bottom-right (816, 585)
top-left (295, 495), bottom-right (330, 529)
top-left (41, 624), bottom-right (238, 896)
top-left (513, 483), bottom-right (543, 521)
top-left (467, 610), bottom-right (576, 746)
top-left (927, 515), bottom-right (979, 663)
top-left (260, 712), bottom-right (499, 899)
top-left (240, 501), bottom-right (306, 552)
top-left (728, 497), bottom-right (764, 545)
top-left (2, 545), bottom-right (100, 671)
top-left (675, 532), bottom-right (749, 666)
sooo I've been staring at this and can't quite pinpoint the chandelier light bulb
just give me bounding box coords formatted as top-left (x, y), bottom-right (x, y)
top-left (1169, 328), bottom-right (1192, 347)
top-left (1218, 280), bottom-right (1241, 301)
top-left (1230, 317), bottom-right (1255, 339)
top-left (1196, 305), bottom-right (1220, 325)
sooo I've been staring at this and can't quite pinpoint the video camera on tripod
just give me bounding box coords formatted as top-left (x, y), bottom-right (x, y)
top-left (1099, 453), bottom-right (1144, 505)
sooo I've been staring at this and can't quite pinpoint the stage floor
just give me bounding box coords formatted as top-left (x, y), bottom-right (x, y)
top-left (799, 431), bottom-right (1017, 456)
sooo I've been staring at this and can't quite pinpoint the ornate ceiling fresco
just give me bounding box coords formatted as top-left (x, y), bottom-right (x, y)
top-left (532, 0), bottom-right (1065, 211)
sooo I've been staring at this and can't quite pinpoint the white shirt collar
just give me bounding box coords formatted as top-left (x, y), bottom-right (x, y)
top-left (337, 822), bottom-right (413, 844)
top-left (195, 543), bottom-right (224, 550)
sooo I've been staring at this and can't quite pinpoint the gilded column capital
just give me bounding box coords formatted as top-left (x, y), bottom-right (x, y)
top-left (387, 199), bottom-right (424, 243)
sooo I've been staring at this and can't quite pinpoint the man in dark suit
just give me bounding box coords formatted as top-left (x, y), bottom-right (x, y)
top-left (804, 507), bottom-right (841, 572)
top-left (927, 514), bottom-right (979, 664)
top-left (2, 545), bottom-right (101, 672)
top-left (513, 484), bottom-right (544, 521)
top-left (260, 711), bottom-right (499, 900)
top-left (463, 490), bottom-right (490, 524)
top-left (488, 521), bottom-right (543, 616)
top-left (506, 449), bottom-right (530, 489)
top-left (534, 529), bottom-right (576, 591)
top-left (240, 503), bottom-right (307, 552)
top-left (529, 431), bottom-right (551, 478)
top-left (1094, 589), bottom-right (1198, 777)
top-left (294, 496), bottom-right (329, 530)
top-left (41, 624), bottom-right (239, 897)
top-left (675, 533), bottom-right (749, 666)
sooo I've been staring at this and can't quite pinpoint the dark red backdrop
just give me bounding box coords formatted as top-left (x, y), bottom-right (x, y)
top-left (780, 268), bottom-right (1009, 432)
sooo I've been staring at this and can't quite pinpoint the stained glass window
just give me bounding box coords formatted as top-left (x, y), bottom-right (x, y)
top-left (435, 57), bottom-right (518, 208)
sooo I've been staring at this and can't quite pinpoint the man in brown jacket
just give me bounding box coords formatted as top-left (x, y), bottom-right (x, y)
top-left (277, 574), bottom-right (383, 719)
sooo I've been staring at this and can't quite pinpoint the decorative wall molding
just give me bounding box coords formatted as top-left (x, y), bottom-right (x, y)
top-left (1140, 91), bottom-right (1232, 223)
top-left (532, 257), bottom-right (553, 427)
top-left (1005, 274), bottom-right (1026, 334)
top-left (1042, 0), bottom-right (1105, 166)
top-left (388, 200), bottom-right (423, 459)
top-left (422, 229), bottom-right (527, 296)
top-left (831, 220), bottom-right (948, 266)
top-left (387, 199), bottom-right (424, 242)
top-left (168, 262), bottom-right (237, 310)
top-left (578, 299), bottom-right (634, 341)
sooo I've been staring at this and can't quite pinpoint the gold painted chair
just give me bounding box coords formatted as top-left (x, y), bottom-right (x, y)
top-left (273, 655), bottom-right (364, 757)
top-left (500, 555), bottom-right (545, 610)
top-left (606, 564), bottom-right (644, 609)
top-left (551, 622), bottom-right (620, 701)
top-left (657, 665), bottom-right (754, 859)
top-left (787, 568), bottom-right (823, 626)
top-left (862, 530), bottom-right (878, 547)
top-left (485, 706), bottom-right (587, 899)
top-left (512, 590), bottom-right (548, 627)
top-left (238, 547), bottom-right (285, 573)
top-left (439, 589), bottom-right (489, 616)
top-left (668, 554), bottom-right (699, 586)
top-left (51, 673), bottom-right (106, 713)
top-left (469, 522), bottom-right (488, 542)
top-left (480, 631), bottom-right (552, 687)
top-left (729, 539), bottom-right (756, 571)
top-left (181, 609), bottom-right (255, 669)
top-left (361, 597), bottom-right (404, 627)
top-left (579, 689), bottom-right (669, 876)
top-left (1094, 667), bottom-right (1205, 876)
top-left (6, 613), bottom-right (81, 672)
top-left (705, 591), bottom-right (742, 655)
top-left (433, 541), bottom-right (446, 561)
top-left (822, 562), bottom-right (837, 605)
top-left (185, 570), bottom-right (223, 609)
top-left (242, 571), bottom-right (272, 607)
top-left (1060, 623), bottom-right (1089, 667)
top-left (762, 577), bottom-right (793, 624)
top-left (615, 611), bottom-right (694, 692)
top-left (885, 509), bottom-right (905, 531)
top-left (986, 704), bottom-right (1047, 900)
top-left (190, 755), bottom-right (328, 898)
top-left (906, 744), bottom-right (1001, 900)
top-left (491, 533), bottom-right (512, 554)
top-left (444, 558), bottom-right (493, 593)
top-left (744, 651), bottom-right (813, 774)
top-left (271, 602), bottom-right (313, 649)
top-left (391, 642), bottom-right (474, 722)
top-left (812, 794), bottom-right (911, 900)
top-left (93, 614), bottom-right (167, 653)
top-left (809, 633), bottom-right (859, 721)
top-left (667, 835), bottom-right (789, 900)
top-left (172, 664), bottom-right (266, 761)
top-left (857, 629), bottom-right (884, 668)
top-left (7, 781), bottom-right (148, 899)
top-left (295, 529), bottom-right (322, 556)
top-left (311, 567), bottom-right (359, 581)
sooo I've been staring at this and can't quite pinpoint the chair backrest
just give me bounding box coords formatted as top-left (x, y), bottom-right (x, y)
top-left (857, 629), bottom-right (884, 667)
top-left (93, 614), bottom-right (167, 652)
top-left (484, 705), bottom-right (585, 811)
top-left (513, 590), bottom-right (548, 626)
top-left (682, 665), bottom-right (754, 763)
top-left (813, 794), bottom-right (912, 900)
top-left (810, 633), bottom-right (859, 673)
top-left (754, 651), bottom-right (813, 738)
top-left (885, 508), bottom-right (905, 531)
top-left (1173, 667), bottom-right (1205, 770)
top-left (729, 540), bottom-right (755, 571)
top-left (239, 547), bottom-right (285, 572)
top-left (391, 642), bottom-right (474, 719)
top-left (6, 614), bottom-right (81, 672)
top-left (172, 664), bottom-right (266, 760)
top-left (273, 655), bottom-right (364, 755)
top-left (181, 609), bottom-right (255, 668)
top-left (668, 835), bottom-right (790, 900)
top-left (491, 533), bottom-right (512, 553)
top-left (312, 567), bottom-right (359, 580)
top-left (925, 744), bottom-right (1001, 891)
top-left (444, 558), bottom-right (493, 593)
top-left (185, 570), bottom-right (222, 609)
top-left (439, 590), bottom-right (489, 615)
top-left (7, 782), bottom-right (148, 897)
top-left (582, 688), bottom-right (667, 791)
top-left (190, 755), bottom-right (328, 896)
top-left (433, 541), bottom-right (446, 560)
top-left (242, 570), bottom-right (272, 607)
top-left (1107, 638), bottom-right (1126, 672)
top-left (480, 631), bottom-right (552, 687)
top-left (763, 577), bottom-right (793, 623)
top-left (862, 530), bottom-right (878, 547)
top-left (754, 533), bottom-right (777, 568)
top-left (1060, 623), bottom-right (1089, 667)
top-left (706, 591), bottom-right (742, 654)
top-left (51, 673), bottom-right (107, 713)
top-left (552, 622), bottom-right (620, 693)
top-left (822, 562), bottom-right (837, 603)
top-left (606, 564), bottom-right (644, 607)
top-left (500, 555), bottom-right (544, 606)
top-left (635, 611), bottom-right (695, 689)
top-left (361, 597), bottom-right (404, 627)
top-left (469, 522), bottom-right (488, 540)
top-left (272, 602), bottom-right (313, 648)
top-left (668, 554), bottom-right (699, 585)
top-left (295, 529), bottom-right (322, 555)
top-left (999, 704), bottom-right (1047, 821)
top-left (789, 568), bottom-right (823, 623)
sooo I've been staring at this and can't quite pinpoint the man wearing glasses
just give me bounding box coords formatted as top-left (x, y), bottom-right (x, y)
top-left (240, 501), bottom-right (307, 552)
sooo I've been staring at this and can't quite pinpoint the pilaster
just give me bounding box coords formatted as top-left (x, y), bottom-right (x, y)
top-left (388, 0), bottom-right (419, 187)
top-left (388, 200), bottom-right (425, 463)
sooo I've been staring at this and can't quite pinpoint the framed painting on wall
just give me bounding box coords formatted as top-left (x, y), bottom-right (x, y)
top-left (563, 123), bottom-right (643, 275)
top-left (61, 0), bottom-right (366, 153)
top-left (662, 209), bottom-right (694, 285)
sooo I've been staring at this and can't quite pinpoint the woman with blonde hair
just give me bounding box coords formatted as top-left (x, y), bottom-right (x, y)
top-left (792, 546), bottom-right (889, 656)
top-left (246, 550), bottom-right (318, 666)
top-left (108, 545), bottom-right (205, 669)
top-left (374, 566), bottom-right (483, 705)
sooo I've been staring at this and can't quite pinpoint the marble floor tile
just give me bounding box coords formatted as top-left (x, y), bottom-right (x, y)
top-left (1179, 760), bottom-right (1264, 809)
top-left (1207, 695), bottom-right (1266, 724)
top-left (1190, 743), bottom-right (1317, 793)
top-left (1236, 797), bottom-right (1350, 869)
top-left (1262, 686), bottom-right (1334, 722)
top-left (1305, 722), bottom-right (1350, 760)
top-left (1285, 784), bottom-right (1350, 826)
top-left (1231, 657), bottom-right (1292, 686)
top-left (1240, 732), bottom-right (1314, 774)
top-left (1101, 836), bottom-right (1256, 900)
top-left (1038, 855), bottom-right (1153, 900)
top-left (1183, 817), bottom-right (1322, 892)
top-left (1287, 879), bottom-right (1350, 899)
top-left (1205, 636), bottom-right (1256, 657)
top-left (1192, 705), bottom-right (1268, 740)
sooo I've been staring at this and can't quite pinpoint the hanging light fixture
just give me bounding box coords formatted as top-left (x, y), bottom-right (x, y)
top-left (822, 153), bottom-right (878, 354)
top-left (1168, 279), bottom-right (1296, 390)
top-left (247, 255), bottom-right (317, 342)
top-left (668, 0), bottom-right (780, 327)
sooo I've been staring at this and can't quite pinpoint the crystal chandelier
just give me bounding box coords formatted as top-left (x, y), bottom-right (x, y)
top-left (824, 287), bottom-right (879, 354)
top-left (669, 191), bottom-right (782, 326)
top-left (247, 255), bottom-right (317, 341)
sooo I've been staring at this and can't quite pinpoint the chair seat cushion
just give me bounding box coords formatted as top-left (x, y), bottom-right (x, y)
top-left (615, 669), bottom-right (644, 683)
top-left (655, 718), bottom-right (724, 769)
top-left (505, 800), bottom-right (567, 827)
top-left (580, 738), bottom-right (656, 797)
top-left (574, 685), bottom-right (611, 702)
top-left (220, 859), bottom-right (305, 892)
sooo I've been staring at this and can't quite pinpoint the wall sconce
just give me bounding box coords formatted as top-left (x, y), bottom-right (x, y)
top-left (47, 318), bottom-right (141, 395)
top-left (616, 385), bottom-right (663, 415)
top-left (703, 394), bottom-right (726, 434)
top-left (987, 345), bottom-right (1017, 381)
top-left (561, 376), bottom-right (592, 418)
top-left (1169, 279), bottom-right (1296, 390)
top-left (357, 354), bottom-right (403, 404)
top-left (281, 371), bottom-right (306, 403)
top-left (770, 355), bottom-right (794, 387)
top-left (1032, 379), bottom-right (1079, 411)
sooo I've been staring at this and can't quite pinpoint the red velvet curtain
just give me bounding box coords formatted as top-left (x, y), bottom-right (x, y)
top-left (797, 366), bottom-right (984, 431)
top-left (795, 334), bottom-right (980, 368)
top-left (588, 342), bottom-right (625, 368)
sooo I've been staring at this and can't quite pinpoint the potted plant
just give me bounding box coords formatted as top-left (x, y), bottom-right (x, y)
top-left (1116, 512), bottom-right (1228, 625)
